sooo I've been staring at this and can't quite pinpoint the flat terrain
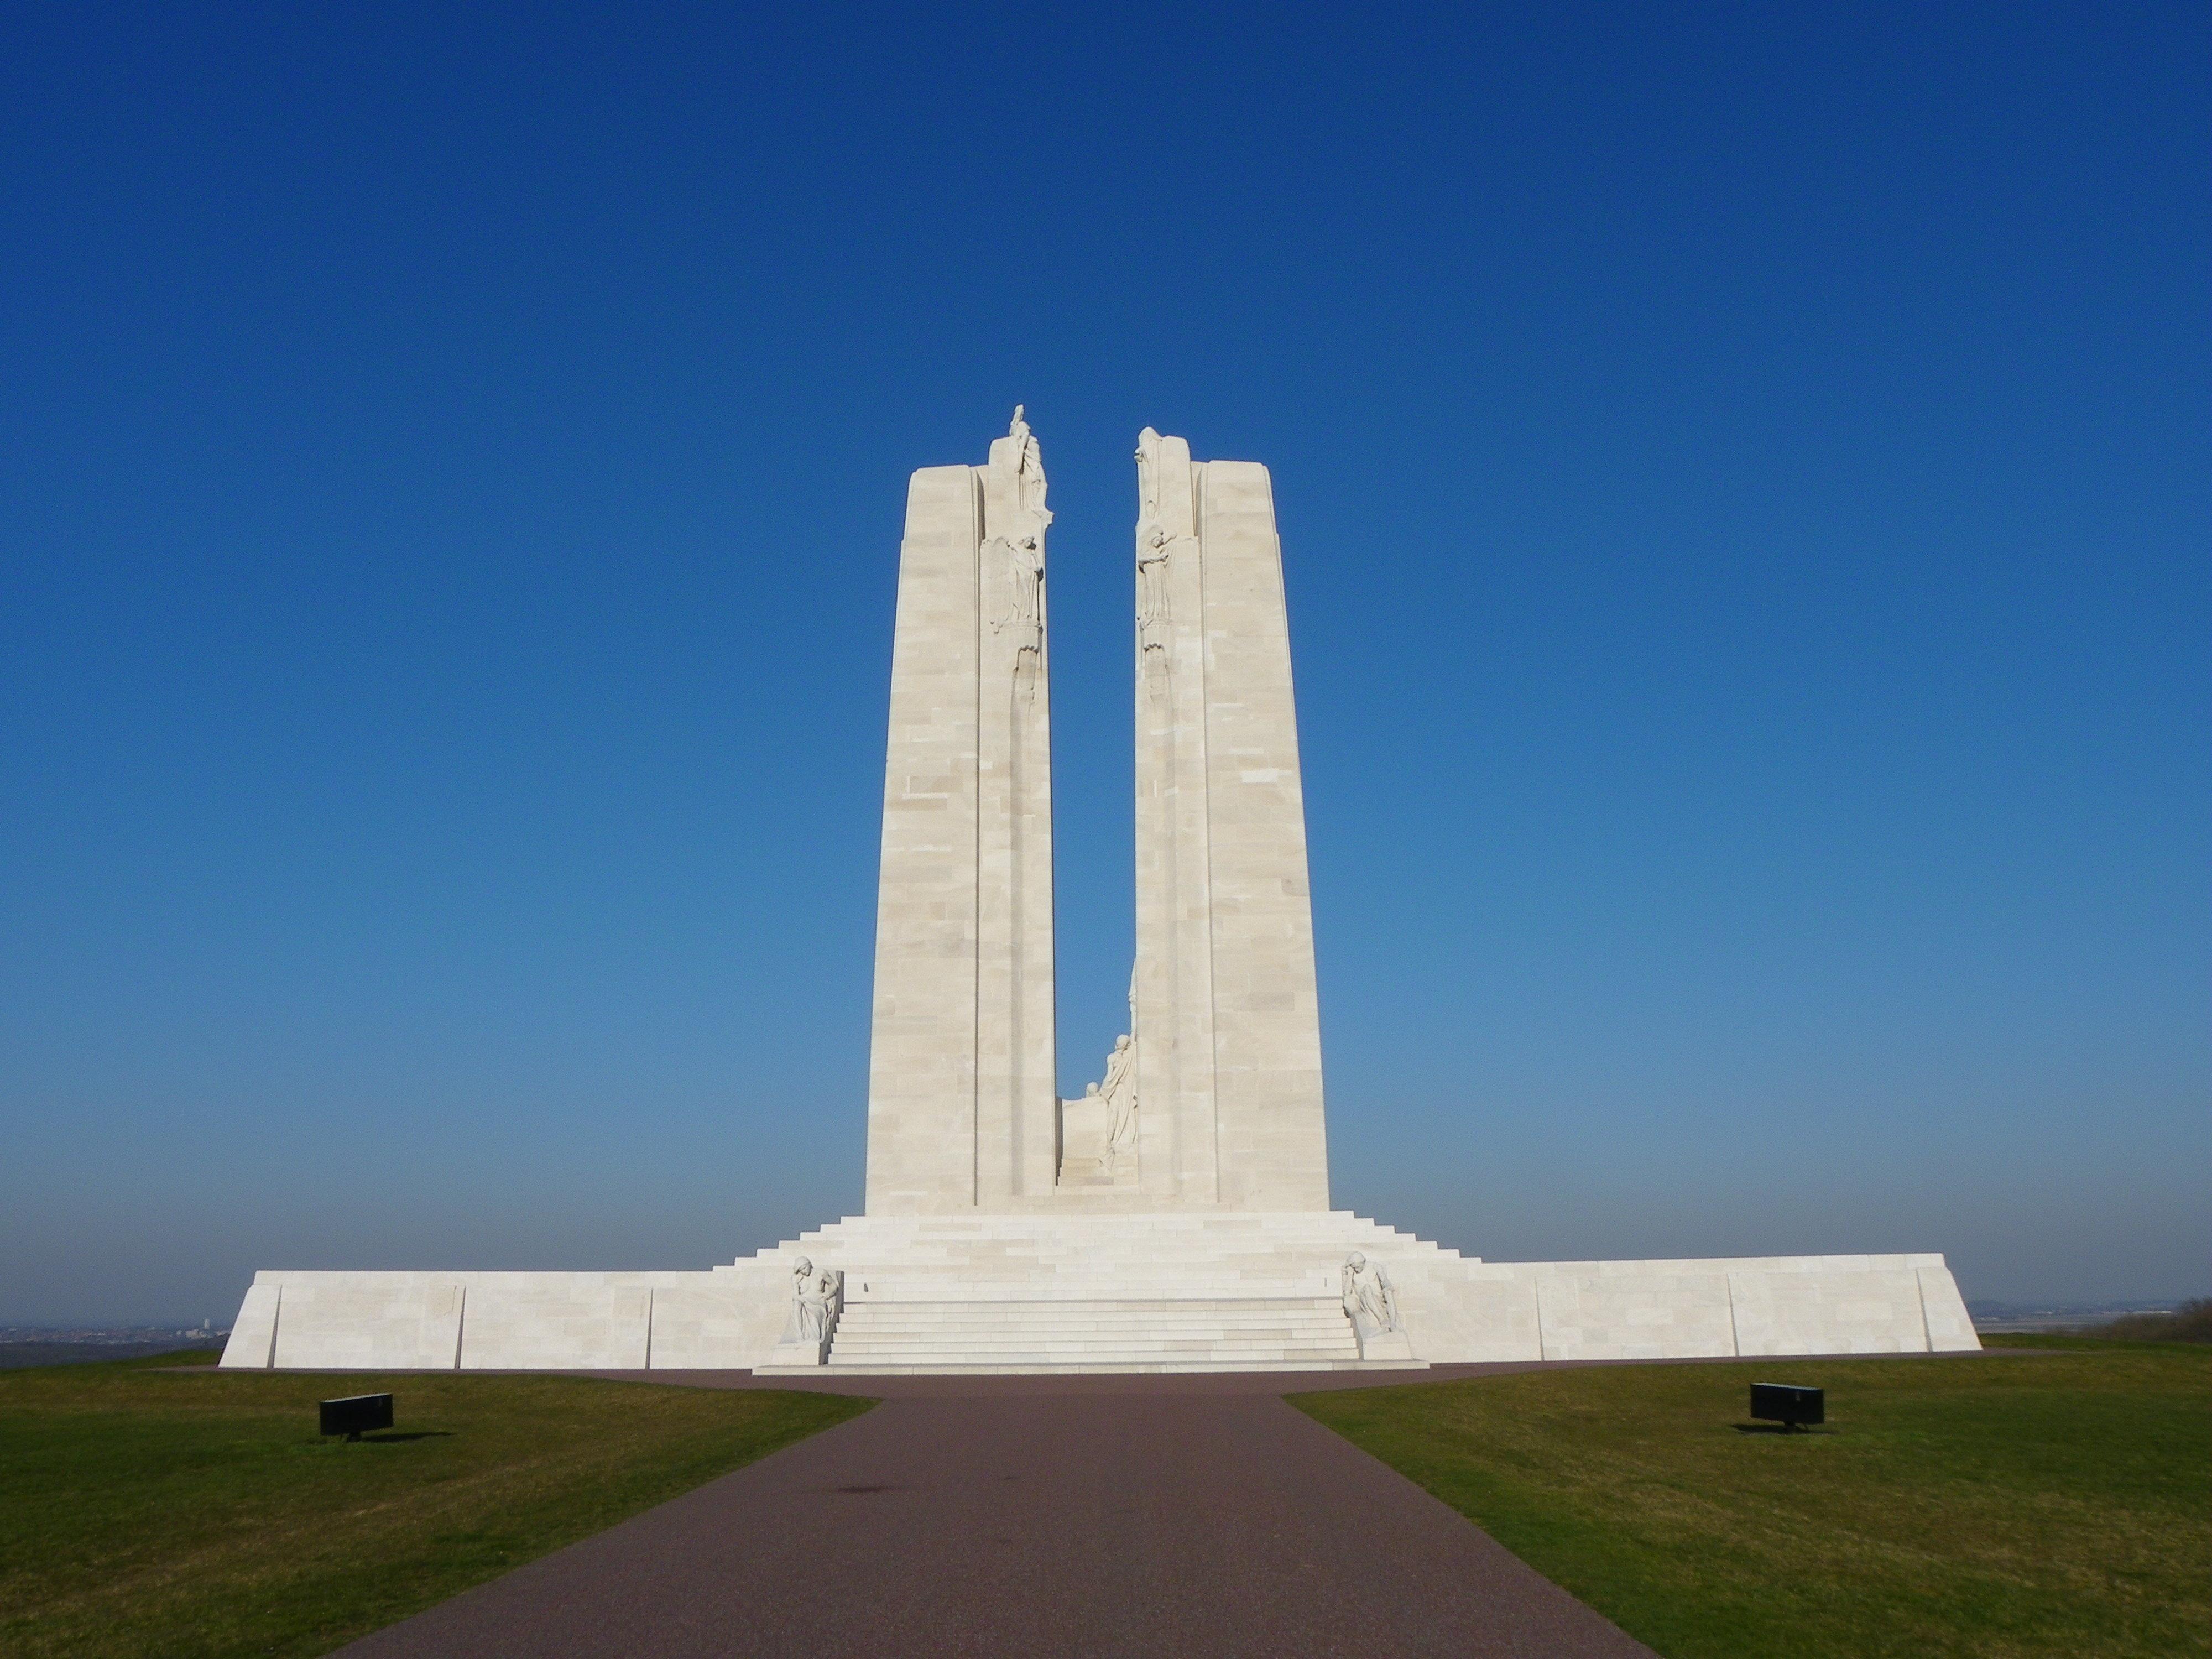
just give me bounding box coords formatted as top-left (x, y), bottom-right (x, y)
top-left (10, 1345), bottom-right (2203, 1658)
top-left (0, 1340), bottom-right (225, 1370)
top-left (1297, 1339), bottom-right (2211, 1659)
top-left (0, 1352), bottom-right (868, 1659)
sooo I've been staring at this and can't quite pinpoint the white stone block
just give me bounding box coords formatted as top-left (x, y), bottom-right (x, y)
top-left (1918, 1264), bottom-right (1980, 1352)
top-left (218, 1282), bottom-right (280, 1369)
top-left (1729, 1268), bottom-right (1928, 1356)
top-left (1535, 1270), bottom-right (1738, 1360)
top-left (458, 1279), bottom-right (650, 1370)
top-left (272, 1277), bottom-right (466, 1370)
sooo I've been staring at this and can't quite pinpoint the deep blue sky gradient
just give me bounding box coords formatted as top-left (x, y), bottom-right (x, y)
top-left (3, 2), bottom-right (2205, 1319)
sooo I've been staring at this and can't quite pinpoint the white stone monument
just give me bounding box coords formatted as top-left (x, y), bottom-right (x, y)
top-left (221, 414), bottom-right (1980, 1374)
top-left (865, 410), bottom-right (1060, 1210)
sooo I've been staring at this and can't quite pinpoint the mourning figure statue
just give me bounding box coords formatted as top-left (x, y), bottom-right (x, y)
top-left (1341, 1253), bottom-right (1401, 1340)
top-left (781, 1256), bottom-right (842, 1347)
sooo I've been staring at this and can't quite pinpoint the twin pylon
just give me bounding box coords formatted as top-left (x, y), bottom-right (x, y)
top-left (864, 414), bottom-right (1331, 1214)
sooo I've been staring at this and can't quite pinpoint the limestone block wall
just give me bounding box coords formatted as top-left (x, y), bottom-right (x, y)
top-left (217, 1267), bottom-right (794, 1371)
top-left (1379, 1249), bottom-right (1980, 1363)
top-left (864, 463), bottom-right (982, 1213)
top-left (865, 422), bottom-right (1057, 1215)
top-left (1193, 460), bottom-right (1329, 1209)
top-left (456, 1277), bottom-right (653, 1371)
top-left (1131, 432), bottom-right (1331, 1211)
top-left (652, 1269), bottom-right (791, 1369)
top-left (274, 1278), bottom-right (467, 1370)
top-left (973, 430), bottom-right (1058, 1205)
top-left (1133, 431), bottom-right (1218, 1203)
top-left (215, 1237), bottom-right (1978, 1371)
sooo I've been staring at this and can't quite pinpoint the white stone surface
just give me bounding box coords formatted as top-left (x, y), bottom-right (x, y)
top-left (218, 1223), bottom-right (1978, 1374)
top-left (865, 412), bottom-right (1057, 1213)
top-left (270, 1277), bottom-right (467, 1370)
top-left (644, 1281), bottom-right (776, 1369)
top-left (218, 1283), bottom-right (281, 1368)
top-left (1129, 432), bottom-right (1331, 1211)
top-left (1917, 1265), bottom-right (1980, 1352)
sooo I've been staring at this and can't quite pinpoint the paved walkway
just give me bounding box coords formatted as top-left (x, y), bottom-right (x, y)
top-left (338, 1367), bottom-right (1655, 1658)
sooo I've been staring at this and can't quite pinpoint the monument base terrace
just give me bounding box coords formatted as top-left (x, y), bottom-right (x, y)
top-left (223, 417), bottom-right (1978, 1375)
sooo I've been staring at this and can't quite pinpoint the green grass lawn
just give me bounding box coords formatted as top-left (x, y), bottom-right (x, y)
top-left (0, 1352), bottom-right (872, 1659)
top-left (1297, 1339), bottom-right (2210, 1659)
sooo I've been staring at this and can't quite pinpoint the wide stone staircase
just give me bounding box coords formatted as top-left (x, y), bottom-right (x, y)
top-left (749, 1210), bottom-right (1446, 1374)
top-left (825, 1295), bottom-right (1361, 1373)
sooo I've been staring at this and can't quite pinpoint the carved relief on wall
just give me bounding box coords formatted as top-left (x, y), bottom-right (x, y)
top-left (1134, 428), bottom-right (1175, 698)
top-left (1136, 521), bottom-right (1173, 681)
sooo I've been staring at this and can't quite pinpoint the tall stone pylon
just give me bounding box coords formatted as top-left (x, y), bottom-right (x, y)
top-left (863, 411), bottom-right (1058, 1212)
top-left (1130, 429), bottom-right (1331, 1209)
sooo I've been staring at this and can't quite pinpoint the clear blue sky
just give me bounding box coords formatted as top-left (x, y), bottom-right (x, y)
top-left (3, 3), bottom-right (2204, 1322)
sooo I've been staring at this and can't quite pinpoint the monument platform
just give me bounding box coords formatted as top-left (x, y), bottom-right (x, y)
top-left (221, 1212), bottom-right (1976, 1374)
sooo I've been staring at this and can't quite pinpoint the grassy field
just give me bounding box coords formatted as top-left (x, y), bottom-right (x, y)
top-left (0, 1353), bottom-right (871, 1659)
top-left (1297, 1339), bottom-right (2209, 1659)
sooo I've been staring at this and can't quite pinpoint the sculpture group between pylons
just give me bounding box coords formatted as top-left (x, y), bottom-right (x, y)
top-left (218, 413), bottom-right (1981, 1375)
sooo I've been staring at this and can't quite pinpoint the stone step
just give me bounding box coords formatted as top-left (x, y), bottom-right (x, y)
top-left (838, 1323), bottom-right (1350, 1338)
top-left (833, 1333), bottom-right (1357, 1351)
top-left (827, 1351), bottom-right (1359, 1368)
top-left (785, 1358), bottom-right (1412, 1376)
top-left (835, 1319), bottom-right (1354, 1337)
top-left (836, 1292), bottom-right (1336, 1310)
top-left (795, 1242), bottom-right (1437, 1255)
top-left (838, 1328), bottom-right (1349, 1344)
top-left (819, 1288), bottom-right (1366, 1373)
top-left (836, 1310), bottom-right (1336, 1318)
top-left (837, 1323), bottom-right (1350, 1337)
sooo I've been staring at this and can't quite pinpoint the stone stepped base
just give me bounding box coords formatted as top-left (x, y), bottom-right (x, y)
top-left (218, 1210), bottom-right (1981, 1371)
top-left (756, 1358), bottom-right (1412, 1376)
top-left (813, 1293), bottom-right (1378, 1374)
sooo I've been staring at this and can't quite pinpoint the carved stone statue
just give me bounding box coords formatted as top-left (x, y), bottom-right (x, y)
top-left (1134, 431), bottom-right (1173, 697)
top-left (1135, 426), bottom-right (1161, 519)
top-left (1136, 523), bottom-right (1172, 644)
top-left (1098, 1032), bottom-right (1137, 1172)
top-left (989, 407), bottom-right (1049, 702)
top-left (989, 534), bottom-right (1044, 635)
top-left (1011, 405), bottom-right (1050, 522)
top-left (1341, 1253), bottom-right (1401, 1340)
top-left (780, 1255), bottom-right (842, 1347)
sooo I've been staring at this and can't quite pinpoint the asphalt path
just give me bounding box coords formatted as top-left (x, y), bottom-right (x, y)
top-left (337, 1368), bottom-right (1657, 1659)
